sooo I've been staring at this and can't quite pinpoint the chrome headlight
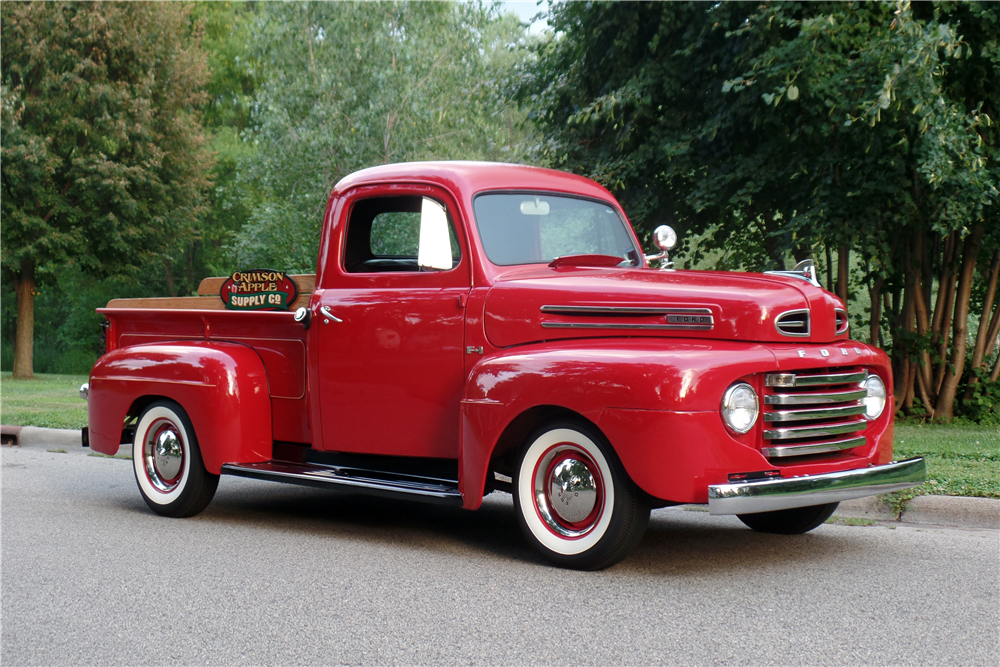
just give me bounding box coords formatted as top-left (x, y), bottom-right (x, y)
top-left (721, 383), bottom-right (759, 434)
top-left (862, 374), bottom-right (887, 420)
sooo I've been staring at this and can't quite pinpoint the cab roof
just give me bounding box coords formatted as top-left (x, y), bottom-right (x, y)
top-left (332, 161), bottom-right (616, 201)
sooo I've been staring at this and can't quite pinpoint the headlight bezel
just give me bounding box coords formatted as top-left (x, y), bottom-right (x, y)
top-left (721, 382), bottom-right (760, 434)
top-left (862, 373), bottom-right (887, 420)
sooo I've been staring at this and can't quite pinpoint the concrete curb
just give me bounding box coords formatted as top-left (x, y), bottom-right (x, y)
top-left (837, 495), bottom-right (1000, 530)
top-left (4, 426), bottom-right (999, 530)
top-left (6, 426), bottom-right (86, 449)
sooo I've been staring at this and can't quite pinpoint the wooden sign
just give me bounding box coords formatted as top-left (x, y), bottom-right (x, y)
top-left (220, 270), bottom-right (299, 311)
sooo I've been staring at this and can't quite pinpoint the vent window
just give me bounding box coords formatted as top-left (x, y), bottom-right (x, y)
top-left (775, 309), bottom-right (810, 337)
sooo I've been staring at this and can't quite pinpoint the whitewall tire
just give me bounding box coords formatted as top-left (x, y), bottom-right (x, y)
top-left (514, 421), bottom-right (650, 570)
top-left (132, 400), bottom-right (218, 518)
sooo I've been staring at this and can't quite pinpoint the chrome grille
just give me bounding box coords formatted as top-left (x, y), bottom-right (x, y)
top-left (775, 309), bottom-right (810, 337)
top-left (761, 369), bottom-right (868, 459)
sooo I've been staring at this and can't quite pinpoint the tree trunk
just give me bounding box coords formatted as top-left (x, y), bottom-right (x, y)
top-left (911, 233), bottom-right (934, 408)
top-left (12, 259), bottom-right (36, 380)
top-left (898, 281), bottom-right (917, 412)
top-left (869, 277), bottom-right (884, 348)
top-left (836, 244), bottom-right (849, 303)
top-left (934, 224), bottom-right (985, 420)
top-left (932, 232), bottom-right (957, 394)
top-left (964, 249), bottom-right (1000, 401)
top-left (825, 244), bottom-right (834, 292)
top-left (164, 260), bottom-right (177, 297)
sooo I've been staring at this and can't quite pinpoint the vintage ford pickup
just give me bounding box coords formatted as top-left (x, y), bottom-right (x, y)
top-left (83, 161), bottom-right (925, 569)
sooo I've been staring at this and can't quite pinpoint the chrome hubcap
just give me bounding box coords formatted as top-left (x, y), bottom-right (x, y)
top-left (144, 421), bottom-right (184, 493)
top-left (548, 458), bottom-right (598, 524)
top-left (533, 445), bottom-right (604, 538)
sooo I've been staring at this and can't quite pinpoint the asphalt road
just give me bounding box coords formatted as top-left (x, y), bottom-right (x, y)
top-left (3, 444), bottom-right (998, 666)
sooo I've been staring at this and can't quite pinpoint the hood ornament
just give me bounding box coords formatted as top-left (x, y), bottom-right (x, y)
top-left (644, 225), bottom-right (677, 270)
top-left (765, 259), bottom-right (821, 287)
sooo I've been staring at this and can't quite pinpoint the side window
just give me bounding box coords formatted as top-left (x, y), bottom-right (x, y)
top-left (344, 195), bottom-right (461, 273)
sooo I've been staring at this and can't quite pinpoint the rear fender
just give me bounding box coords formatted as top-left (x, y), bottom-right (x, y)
top-left (88, 341), bottom-right (272, 472)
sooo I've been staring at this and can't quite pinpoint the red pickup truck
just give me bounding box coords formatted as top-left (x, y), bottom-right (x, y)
top-left (84, 161), bottom-right (924, 569)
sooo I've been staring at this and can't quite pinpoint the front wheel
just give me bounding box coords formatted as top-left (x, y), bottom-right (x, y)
top-left (132, 400), bottom-right (219, 518)
top-left (737, 502), bottom-right (839, 535)
top-left (514, 421), bottom-right (650, 570)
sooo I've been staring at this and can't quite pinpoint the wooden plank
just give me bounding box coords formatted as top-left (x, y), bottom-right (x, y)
top-left (197, 274), bottom-right (316, 296)
top-left (104, 293), bottom-right (311, 311)
top-left (105, 296), bottom-right (228, 310)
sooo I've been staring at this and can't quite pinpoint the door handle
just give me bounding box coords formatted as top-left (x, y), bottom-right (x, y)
top-left (320, 306), bottom-right (342, 323)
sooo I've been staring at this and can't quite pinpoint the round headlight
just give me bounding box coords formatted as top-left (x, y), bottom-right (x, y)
top-left (862, 374), bottom-right (887, 420)
top-left (722, 383), bottom-right (759, 434)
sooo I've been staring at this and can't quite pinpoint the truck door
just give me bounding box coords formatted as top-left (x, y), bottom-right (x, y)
top-left (312, 186), bottom-right (471, 459)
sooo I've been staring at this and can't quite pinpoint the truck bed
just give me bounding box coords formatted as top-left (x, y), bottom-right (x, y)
top-left (98, 274), bottom-right (316, 444)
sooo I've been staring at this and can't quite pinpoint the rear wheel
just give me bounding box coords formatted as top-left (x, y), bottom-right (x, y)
top-left (132, 400), bottom-right (218, 518)
top-left (737, 502), bottom-right (839, 535)
top-left (513, 421), bottom-right (650, 570)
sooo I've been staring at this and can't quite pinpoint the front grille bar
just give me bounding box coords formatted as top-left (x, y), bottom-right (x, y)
top-left (765, 370), bottom-right (868, 387)
top-left (761, 435), bottom-right (867, 458)
top-left (763, 404), bottom-right (867, 423)
top-left (764, 388), bottom-right (867, 405)
top-left (763, 419), bottom-right (867, 441)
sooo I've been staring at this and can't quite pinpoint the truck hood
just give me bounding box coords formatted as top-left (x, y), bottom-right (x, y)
top-left (483, 266), bottom-right (848, 348)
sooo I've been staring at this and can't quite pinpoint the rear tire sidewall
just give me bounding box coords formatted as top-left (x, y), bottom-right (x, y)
top-left (132, 400), bottom-right (214, 517)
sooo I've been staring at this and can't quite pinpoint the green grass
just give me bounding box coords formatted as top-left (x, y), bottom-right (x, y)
top-left (892, 423), bottom-right (999, 499)
top-left (1, 372), bottom-right (89, 429)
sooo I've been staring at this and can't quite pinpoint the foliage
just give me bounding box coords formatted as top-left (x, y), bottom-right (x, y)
top-left (228, 1), bottom-right (533, 270)
top-left (1, 2), bottom-right (214, 375)
top-left (519, 0), bottom-right (999, 421)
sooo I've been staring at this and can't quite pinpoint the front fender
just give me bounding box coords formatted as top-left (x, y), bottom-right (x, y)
top-left (88, 341), bottom-right (272, 473)
top-left (459, 340), bottom-right (779, 508)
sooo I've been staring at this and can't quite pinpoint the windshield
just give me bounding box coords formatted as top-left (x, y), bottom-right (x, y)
top-left (473, 193), bottom-right (640, 266)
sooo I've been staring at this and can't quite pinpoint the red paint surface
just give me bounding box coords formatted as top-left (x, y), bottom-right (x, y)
top-left (90, 162), bottom-right (892, 511)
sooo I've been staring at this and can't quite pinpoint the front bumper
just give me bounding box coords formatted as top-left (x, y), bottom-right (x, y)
top-left (707, 458), bottom-right (926, 515)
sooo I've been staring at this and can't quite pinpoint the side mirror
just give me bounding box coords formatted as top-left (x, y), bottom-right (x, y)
top-left (653, 225), bottom-right (677, 251)
top-left (417, 198), bottom-right (453, 271)
top-left (644, 225), bottom-right (677, 269)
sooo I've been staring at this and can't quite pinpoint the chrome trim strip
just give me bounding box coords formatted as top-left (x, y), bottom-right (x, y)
top-left (539, 305), bottom-right (712, 316)
top-left (775, 308), bottom-right (810, 338)
top-left (763, 404), bottom-right (866, 423)
top-left (540, 305), bottom-right (715, 330)
top-left (708, 458), bottom-right (926, 515)
top-left (835, 309), bottom-right (849, 335)
top-left (764, 389), bottom-right (868, 405)
top-left (763, 419), bottom-right (866, 440)
top-left (221, 462), bottom-right (463, 502)
top-left (765, 370), bottom-right (868, 387)
top-left (541, 322), bottom-right (714, 331)
top-left (761, 435), bottom-right (867, 458)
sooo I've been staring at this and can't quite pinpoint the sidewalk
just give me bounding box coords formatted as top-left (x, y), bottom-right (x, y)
top-left (4, 425), bottom-right (999, 530)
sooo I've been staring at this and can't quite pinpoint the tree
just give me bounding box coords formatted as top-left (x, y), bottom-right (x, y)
top-left (227, 1), bottom-right (532, 270)
top-left (1, 2), bottom-right (214, 377)
top-left (518, 0), bottom-right (998, 421)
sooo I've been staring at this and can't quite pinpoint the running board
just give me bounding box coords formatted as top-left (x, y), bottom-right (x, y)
top-left (221, 460), bottom-right (463, 506)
